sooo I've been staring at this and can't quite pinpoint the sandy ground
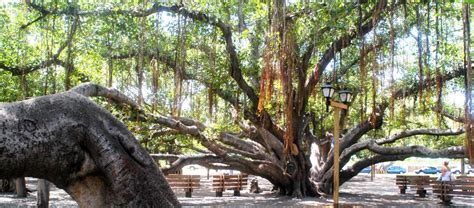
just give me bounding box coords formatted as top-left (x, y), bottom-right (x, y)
top-left (0, 174), bottom-right (473, 207)
top-left (0, 178), bottom-right (76, 208)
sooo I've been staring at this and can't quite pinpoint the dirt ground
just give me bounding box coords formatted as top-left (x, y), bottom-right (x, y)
top-left (0, 174), bottom-right (472, 207)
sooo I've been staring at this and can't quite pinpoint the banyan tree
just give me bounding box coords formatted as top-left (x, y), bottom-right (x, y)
top-left (0, 0), bottom-right (472, 199)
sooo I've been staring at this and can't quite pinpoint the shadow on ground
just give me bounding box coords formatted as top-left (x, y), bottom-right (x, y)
top-left (1, 175), bottom-right (473, 207)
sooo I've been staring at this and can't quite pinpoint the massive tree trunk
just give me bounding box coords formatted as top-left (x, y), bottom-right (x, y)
top-left (0, 91), bottom-right (179, 207)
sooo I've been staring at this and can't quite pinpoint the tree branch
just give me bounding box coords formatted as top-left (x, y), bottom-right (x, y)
top-left (339, 145), bottom-right (465, 185)
top-left (298, 1), bottom-right (370, 74)
top-left (318, 104), bottom-right (385, 178)
top-left (110, 49), bottom-right (176, 69)
top-left (170, 116), bottom-right (206, 131)
top-left (150, 154), bottom-right (224, 174)
top-left (20, 14), bottom-right (48, 29)
top-left (68, 83), bottom-right (291, 188)
top-left (114, 48), bottom-right (285, 148)
top-left (304, 0), bottom-right (390, 101)
top-left (185, 72), bottom-right (286, 145)
top-left (150, 129), bottom-right (180, 137)
top-left (1, 14), bottom-right (79, 76)
top-left (70, 83), bottom-right (141, 110)
top-left (161, 5), bottom-right (259, 104)
top-left (378, 128), bottom-right (465, 145)
top-left (334, 40), bottom-right (385, 81)
top-left (432, 107), bottom-right (465, 123)
top-left (339, 128), bottom-right (464, 170)
top-left (368, 144), bottom-right (465, 157)
top-left (220, 132), bottom-right (265, 156)
top-left (393, 67), bottom-right (466, 99)
top-left (70, 83), bottom-right (255, 160)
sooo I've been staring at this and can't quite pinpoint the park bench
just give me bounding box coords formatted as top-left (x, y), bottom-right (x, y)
top-left (456, 175), bottom-right (474, 182)
top-left (165, 174), bottom-right (200, 197)
top-left (212, 174), bottom-right (248, 197)
top-left (432, 176), bottom-right (474, 204)
top-left (395, 175), bottom-right (430, 197)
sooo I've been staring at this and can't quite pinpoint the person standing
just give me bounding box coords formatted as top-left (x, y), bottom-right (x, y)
top-left (440, 161), bottom-right (452, 181)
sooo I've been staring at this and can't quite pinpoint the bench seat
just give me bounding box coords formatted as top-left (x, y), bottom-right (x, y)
top-left (212, 174), bottom-right (248, 197)
top-left (165, 174), bottom-right (200, 197)
top-left (396, 175), bottom-right (430, 197)
top-left (432, 177), bottom-right (474, 204)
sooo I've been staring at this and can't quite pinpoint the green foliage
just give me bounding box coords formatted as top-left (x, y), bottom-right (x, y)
top-left (0, 1), bottom-right (469, 155)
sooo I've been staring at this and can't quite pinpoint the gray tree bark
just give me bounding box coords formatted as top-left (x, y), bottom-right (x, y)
top-left (15, 177), bottom-right (27, 197)
top-left (37, 179), bottom-right (49, 208)
top-left (0, 92), bottom-right (180, 207)
top-left (0, 179), bottom-right (14, 192)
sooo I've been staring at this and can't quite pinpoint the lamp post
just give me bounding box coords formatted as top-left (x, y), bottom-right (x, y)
top-left (321, 84), bottom-right (352, 208)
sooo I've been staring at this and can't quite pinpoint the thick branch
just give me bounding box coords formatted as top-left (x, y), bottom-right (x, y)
top-left (71, 83), bottom-right (255, 161)
top-left (171, 116), bottom-right (206, 131)
top-left (378, 128), bottom-right (464, 145)
top-left (151, 126), bottom-right (286, 184)
top-left (70, 83), bottom-right (141, 110)
top-left (148, 114), bottom-right (271, 166)
top-left (0, 59), bottom-right (62, 76)
top-left (339, 145), bottom-right (465, 185)
top-left (318, 104), bottom-right (386, 178)
top-left (341, 105), bottom-right (386, 150)
top-left (148, 112), bottom-right (289, 185)
top-left (150, 129), bottom-right (180, 137)
top-left (339, 128), bottom-right (465, 169)
top-left (0, 91), bottom-right (180, 207)
top-left (256, 127), bottom-right (284, 158)
top-left (220, 132), bottom-right (265, 156)
top-left (368, 144), bottom-right (465, 157)
top-left (69, 83), bottom-right (290, 189)
top-left (150, 154), bottom-right (223, 174)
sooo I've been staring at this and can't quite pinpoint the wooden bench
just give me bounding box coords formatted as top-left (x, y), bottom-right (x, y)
top-left (457, 175), bottom-right (474, 192)
top-left (165, 174), bottom-right (200, 197)
top-left (432, 177), bottom-right (474, 204)
top-left (212, 174), bottom-right (248, 197)
top-left (429, 176), bottom-right (438, 184)
top-left (457, 175), bottom-right (474, 182)
top-left (395, 175), bottom-right (430, 197)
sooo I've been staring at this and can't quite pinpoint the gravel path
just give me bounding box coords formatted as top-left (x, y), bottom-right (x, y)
top-left (1, 174), bottom-right (473, 207)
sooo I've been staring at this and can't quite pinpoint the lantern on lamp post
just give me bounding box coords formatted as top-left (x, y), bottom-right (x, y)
top-left (321, 83), bottom-right (335, 112)
top-left (338, 89), bottom-right (353, 104)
